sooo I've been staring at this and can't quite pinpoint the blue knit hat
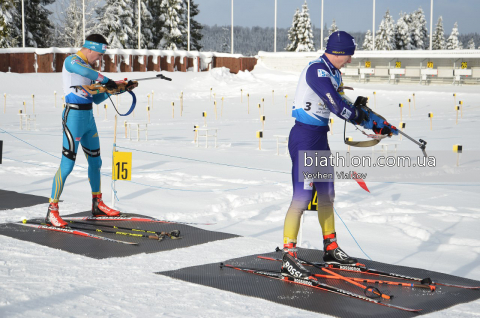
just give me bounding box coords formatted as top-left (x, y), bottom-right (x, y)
top-left (325, 31), bottom-right (356, 55)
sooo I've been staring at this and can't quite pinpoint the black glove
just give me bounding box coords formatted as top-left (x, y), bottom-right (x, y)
top-left (105, 79), bottom-right (118, 90)
top-left (125, 80), bottom-right (137, 91)
top-left (353, 96), bottom-right (369, 125)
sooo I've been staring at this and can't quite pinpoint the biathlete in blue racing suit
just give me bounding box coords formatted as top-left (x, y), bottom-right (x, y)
top-left (46, 34), bottom-right (134, 227)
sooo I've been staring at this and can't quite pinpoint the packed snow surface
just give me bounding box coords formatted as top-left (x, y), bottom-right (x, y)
top-left (0, 63), bottom-right (479, 317)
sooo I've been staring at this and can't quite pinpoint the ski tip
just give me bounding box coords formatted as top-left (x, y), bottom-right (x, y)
top-left (219, 263), bottom-right (225, 269)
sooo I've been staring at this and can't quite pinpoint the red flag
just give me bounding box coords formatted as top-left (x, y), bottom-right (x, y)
top-left (352, 171), bottom-right (370, 193)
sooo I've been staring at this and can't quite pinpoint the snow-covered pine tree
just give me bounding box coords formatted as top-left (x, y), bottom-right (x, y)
top-left (362, 30), bottom-right (373, 50)
top-left (221, 26), bottom-right (230, 53)
top-left (395, 12), bottom-right (412, 50)
top-left (324, 19), bottom-right (338, 44)
top-left (467, 38), bottom-right (475, 50)
top-left (148, 0), bottom-right (165, 49)
top-left (446, 22), bottom-right (462, 50)
top-left (295, 1), bottom-right (315, 52)
top-left (97, 0), bottom-right (134, 49)
top-left (132, 0), bottom-right (154, 49)
top-left (410, 7), bottom-right (429, 49)
top-left (21, 0), bottom-right (55, 47)
top-left (57, 0), bottom-right (101, 47)
top-left (285, 8), bottom-right (300, 51)
top-left (0, 0), bottom-right (20, 47)
top-left (375, 9), bottom-right (395, 50)
top-left (159, 0), bottom-right (185, 50)
top-left (432, 16), bottom-right (446, 50)
top-left (182, 0), bottom-right (203, 50)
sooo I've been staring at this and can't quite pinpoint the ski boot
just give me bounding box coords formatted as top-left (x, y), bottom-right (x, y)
top-left (323, 233), bottom-right (357, 264)
top-left (45, 202), bottom-right (68, 227)
top-left (281, 242), bottom-right (311, 279)
top-left (92, 194), bottom-right (121, 217)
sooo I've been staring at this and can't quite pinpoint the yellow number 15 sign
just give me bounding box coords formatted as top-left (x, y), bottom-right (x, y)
top-left (113, 152), bottom-right (132, 181)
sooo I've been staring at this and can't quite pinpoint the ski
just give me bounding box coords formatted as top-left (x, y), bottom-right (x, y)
top-left (220, 263), bottom-right (422, 312)
top-left (62, 215), bottom-right (215, 226)
top-left (18, 222), bottom-right (138, 245)
top-left (265, 252), bottom-right (480, 290)
top-left (66, 220), bottom-right (182, 240)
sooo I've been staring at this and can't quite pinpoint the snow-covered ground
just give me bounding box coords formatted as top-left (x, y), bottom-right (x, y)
top-left (0, 63), bottom-right (479, 317)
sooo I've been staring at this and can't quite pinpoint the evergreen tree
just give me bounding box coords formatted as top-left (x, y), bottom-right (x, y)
top-left (375, 9), bottom-right (395, 50)
top-left (410, 7), bottom-right (429, 49)
top-left (324, 19), bottom-right (338, 44)
top-left (159, 0), bottom-right (185, 50)
top-left (395, 12), bottom-right (412, 50)
top-left (132, 0), bottom-right (154, 49)
top-left (446, 22), bottom-right (462, 49)
top-left (182, 0), bottom-right (203, 50)
top-left (57, 0), bottom-right (101, 47)
top-left (0, 0), bottom-right (20, 47)
top-left (221, 26), bottom-right (230, 53)
top-left (467, 38), bottom-right (475, 49)
top-left (148, 0), bottom-right (165, 49)
top-left (10, 0), bottom-right (55, 47)
top-left (97, 0), bottom-right (134, 49)
top-left (362, 29), bottom-right (373, 50)
top-left (295, 1), bottom-right (314, 52)
top-left (285, 8), bottom-right (300, 51)
top-left (432, 16), bottom-right (446, 50)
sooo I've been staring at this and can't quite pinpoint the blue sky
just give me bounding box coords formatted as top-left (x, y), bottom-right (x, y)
top-left (195, 0), bottom-right (479, 33)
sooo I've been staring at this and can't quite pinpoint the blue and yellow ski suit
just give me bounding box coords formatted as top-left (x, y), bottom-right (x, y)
top-left (50, 51), bottom-right (110, 202)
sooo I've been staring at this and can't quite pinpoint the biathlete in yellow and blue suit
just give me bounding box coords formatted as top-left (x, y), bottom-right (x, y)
top-left (47, 34), bottom-right (134, 227)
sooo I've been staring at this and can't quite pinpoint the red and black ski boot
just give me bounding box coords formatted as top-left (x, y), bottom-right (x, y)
top-left (323, 233), bottom-right (357, 264)
top-left (45, 202), bottom-right (68, 227)
top-left (92, 194), bottom-right (121, 217)
top-left (281, 242), bottom-right (311, 278)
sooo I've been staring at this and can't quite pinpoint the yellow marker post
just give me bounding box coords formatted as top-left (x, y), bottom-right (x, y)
top-left (124, 121), bottom-right (127, 138)
top-left (23, 101), bottom-right (26, 113)
top-left (329, 118), bottom-right (334, 135)
top-left (459, 100), bottom-right (463, 118)
top-left (221, 97), bottom-right (224, 116)
top-left (413, 93), bottom-right (416, 110)
top-left (214, 101), bottom-right (217, 120)
top-left (346, 136), bottom-right (352, 152)
top-left (104, 104), bottom-right (108, 120)
top-left (147, 94), bottom-right (150, 109)
top-left (262, 98), bottom-right (265, 112)
top-left (3, 93), bottom-right (6, 113)
top-left (54, 91), bottom-right (56, 108)
top-left (18, 109), bottom-right (22, 129)
top-left (373, 91), bottom-right (376, 110)
top-left (408, 98), bottom-right (411, 117)
top-left (180, 91), bottom-right (184, 116)
top-left (455, 106), bottom-right (460, 124)
top-left (31, 94), bottom-right (34, 113)
top-left (193, 125), bottom-right (199, 143)
top-left (399, 103), bottom-right (403, 121)
top-left (256, 131), bottom-right (263, 150)
top-left (202, 111), bottom-right (207, 127)
top-left (261, 115), bottom-right (266, 130)
top-left (247, 93), bottom-right (250, 114)
top-left (258, 103), bottom-right (262, 116)
top-left (453, 144), bottom-right (463, 167)
top-left (399, 122), bottom-right (406, 140)
top-left (240, 89), bottom-right (243, 103)
top-left (272, 90), bottom-right (274, 105)
top-left (428, 113), bottom-right (433, 130)
top-left (285, 95), bottom-right (288, 115)
top-left (112, 151), bottom-right (132, 181)
top-left (147, 106), bottom-right (151, 123)
top-left (453, 93), bottom-right (456, 107)
top-left (172, 102), bottom-right (174, 118)
top-left (210, 88), bottom-right (212, 101)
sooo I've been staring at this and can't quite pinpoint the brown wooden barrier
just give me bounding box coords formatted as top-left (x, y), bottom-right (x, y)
top-left (0, 52), bottom-right (256, 74)
top-left (133, 55), bottom-right (147, 72)
top-left (160, 56), bottom-right (174, 72)
top-left (0, 53), bottom-right (10, 72)
top-left (147, 55), bottom-right (160, 71)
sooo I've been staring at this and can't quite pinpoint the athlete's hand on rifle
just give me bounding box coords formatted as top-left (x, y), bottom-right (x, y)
top-left (353, 96), bottom-right (398, 136)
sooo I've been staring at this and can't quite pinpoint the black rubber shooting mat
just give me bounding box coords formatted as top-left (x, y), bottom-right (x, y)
top-left (0, 189), bottom-right (49, 210)
top-left (0, 211), bottom-right (238, 259)
top-left (157, 248), bottom-right (480, 317)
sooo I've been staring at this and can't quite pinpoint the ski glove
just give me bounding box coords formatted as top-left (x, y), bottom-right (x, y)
top-left (105, 79), bottom-right (118, 90)
top-left (353, 96), bottom-right (398, 136)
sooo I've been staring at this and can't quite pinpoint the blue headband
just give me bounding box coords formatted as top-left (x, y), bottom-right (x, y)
top-left (83, 41), bottom-right (107, 53)
top-left (325, 31), bottom-right (356, 56)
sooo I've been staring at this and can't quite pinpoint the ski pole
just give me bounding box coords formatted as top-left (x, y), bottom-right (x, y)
top-left (64, 222), bottom-right (162, 240)
top-left (397, 130), bottom-right (428, 157)
top-left (68, 220), bottom-right (181, 239)
top-left (313, 273), bottom-right (434, 290)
